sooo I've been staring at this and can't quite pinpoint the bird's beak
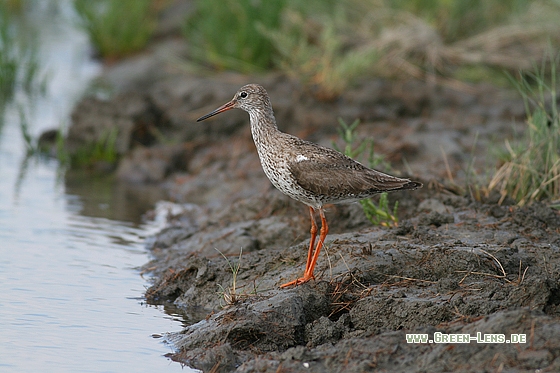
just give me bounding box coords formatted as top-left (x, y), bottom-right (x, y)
top-left (196, 100), bottom-right (236, 122)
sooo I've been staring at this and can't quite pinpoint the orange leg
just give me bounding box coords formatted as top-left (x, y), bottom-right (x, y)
top-left (304, 208), bottom-right (328, 279)
top-left (280, 207), bottom-right (327, 288)
top-left (304, 207), bottom-right (318, 273)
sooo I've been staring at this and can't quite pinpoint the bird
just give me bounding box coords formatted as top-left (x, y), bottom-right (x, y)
top-left (197, 84), bottom-right (422, 288)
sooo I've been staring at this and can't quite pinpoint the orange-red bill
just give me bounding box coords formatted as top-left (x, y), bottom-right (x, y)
top-left (196, 101), bottom-right (235, 122)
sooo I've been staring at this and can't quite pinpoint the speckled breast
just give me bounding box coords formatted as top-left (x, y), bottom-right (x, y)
top-left (256, 147), bottom-right (322, 209)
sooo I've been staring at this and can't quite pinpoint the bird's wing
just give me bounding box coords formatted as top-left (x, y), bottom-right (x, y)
top-left (287, 139), bottom-right (417, 198)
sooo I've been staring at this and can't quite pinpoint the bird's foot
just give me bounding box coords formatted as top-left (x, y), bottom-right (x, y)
top-left (280, 274), bottom-right (315, 288)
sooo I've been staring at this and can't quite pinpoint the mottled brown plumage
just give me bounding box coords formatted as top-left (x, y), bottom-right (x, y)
top-left (197, 84), bottom-right (422, 287)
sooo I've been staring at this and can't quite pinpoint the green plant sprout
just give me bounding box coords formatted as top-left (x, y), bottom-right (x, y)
top-left (18, 106), bottom-right (36, 155)
top-left (216, 248), bottom-right (244, 307)
top-left (70, 127), bottom-right (119, 168)
top-left (333, 118), bottom-right (399, 227)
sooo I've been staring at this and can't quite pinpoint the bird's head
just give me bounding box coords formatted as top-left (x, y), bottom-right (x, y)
top-left (196, 84), bottom-right (270, 122)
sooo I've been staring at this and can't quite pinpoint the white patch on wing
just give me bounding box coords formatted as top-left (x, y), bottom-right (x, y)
top-left (296, 154), bottom-right (308, 162)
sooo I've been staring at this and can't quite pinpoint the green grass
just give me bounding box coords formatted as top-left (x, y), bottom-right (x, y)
top-left (180, 0), bottom-right (557, 90)
top-left (73, 0), bottom-right (157, 60)
top-left (334, 118), bottom-right (389, 170)
top-left (387, 0), bottom-right (531, 43)
top-left (183, 0), bottom-right (287, 72)
top-left (261, 0), bottom-right (516, 99)
top-left (333, 118), bottom-right (399, 227)
top-left (70, 127), bottom-right (119, 168)
top-left (488, 53), bottom-right (560, 205)
top-left (18, 106), bottom-right (36, 154)
top-left (260, 0), bottom-right (556, 95)
top-left (259, 1), bottom-right (381, 100)
top-left (260, 7), bottom-right (378, 100)
top-left (0, 2), bottom-right (43, 105)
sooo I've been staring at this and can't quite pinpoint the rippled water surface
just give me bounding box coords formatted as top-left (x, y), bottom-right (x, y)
top-left (0, 3), bottom-right (194, 372)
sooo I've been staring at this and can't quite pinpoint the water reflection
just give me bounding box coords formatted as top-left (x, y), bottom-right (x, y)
top-left (0, 1), bottom-right (196, 372)
top-left (1, 155), bottom-right (194, 372)
top-left (64, 170), bottom-right (166, 224)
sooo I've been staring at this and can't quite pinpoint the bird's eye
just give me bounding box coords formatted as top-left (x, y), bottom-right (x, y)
top-left (239, 91), bottom-right (248, 99)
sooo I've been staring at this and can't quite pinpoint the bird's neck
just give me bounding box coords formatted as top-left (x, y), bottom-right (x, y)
top-left (248, 107), bottom-right (280, 148)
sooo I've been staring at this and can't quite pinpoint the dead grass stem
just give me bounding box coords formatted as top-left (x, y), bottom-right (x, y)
top-left (457, 248), bottom-right (529, 286)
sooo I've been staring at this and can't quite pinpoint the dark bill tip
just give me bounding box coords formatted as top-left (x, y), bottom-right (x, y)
top-left (196, 101), bottom-right (235, 122)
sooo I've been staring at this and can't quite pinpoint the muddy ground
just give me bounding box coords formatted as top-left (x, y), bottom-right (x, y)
top-left (142, 188), bottom-right (560, 373)
top-left (60, 23), bottom-right (560, 372)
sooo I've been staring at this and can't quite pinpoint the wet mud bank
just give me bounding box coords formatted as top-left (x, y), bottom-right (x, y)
top-left (143, 187), bottom-right (560, 372)
top-left (62, 46), bottom-right (560, 371)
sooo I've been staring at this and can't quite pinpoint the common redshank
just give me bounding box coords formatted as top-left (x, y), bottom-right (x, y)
top-left (197, 84), bottom-right (422, 288)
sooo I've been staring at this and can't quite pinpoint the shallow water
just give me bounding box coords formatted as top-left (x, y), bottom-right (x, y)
top-left (0, 3), bottom-right (194, 372)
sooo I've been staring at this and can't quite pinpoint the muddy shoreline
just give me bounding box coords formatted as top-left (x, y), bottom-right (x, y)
top-left (60, 37), bottom-right (560, 372)
top-left (142, 188), bottom-right (560, 372)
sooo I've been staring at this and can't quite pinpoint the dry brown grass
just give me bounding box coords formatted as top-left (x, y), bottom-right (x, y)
top-left (487, 54), bottom-right (560, 205)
